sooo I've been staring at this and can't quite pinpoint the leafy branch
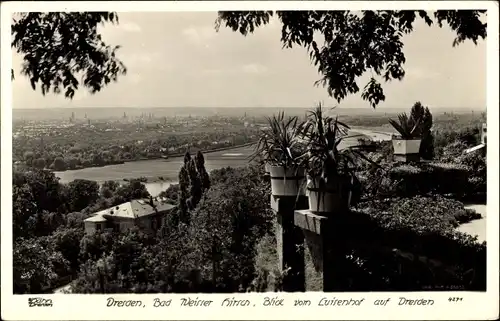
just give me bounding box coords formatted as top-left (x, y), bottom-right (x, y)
top-left (11, 12), bottom-right (126, 99)
top-left (216, 10), bottom-right (487, 108)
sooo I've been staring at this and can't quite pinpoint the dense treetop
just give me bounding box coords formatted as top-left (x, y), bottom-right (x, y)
top-left (12, 10), bottom-right (486, 107)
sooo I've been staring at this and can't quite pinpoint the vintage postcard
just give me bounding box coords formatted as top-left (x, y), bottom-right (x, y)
top-left (1, 1), bottom-right (498, 320)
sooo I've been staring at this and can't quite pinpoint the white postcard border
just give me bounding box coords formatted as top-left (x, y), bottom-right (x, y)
top-left (1, 1), bottom-right (498, 320)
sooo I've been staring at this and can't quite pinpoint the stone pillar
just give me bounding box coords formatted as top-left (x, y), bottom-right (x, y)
top-left (294, 210), bottom-right (349, 292)
top-left (271, 195), bottom-right (308, 292)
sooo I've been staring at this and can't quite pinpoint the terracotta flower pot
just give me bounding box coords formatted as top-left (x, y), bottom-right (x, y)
top-left (307, 176), bottom-right (352, 214)
top-left (268, 165), bottom-right (306, 196)
top-left (392, 138), bottom-right (421, 155)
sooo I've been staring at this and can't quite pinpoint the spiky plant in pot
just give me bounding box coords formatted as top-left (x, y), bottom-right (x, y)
top-left (389, 112), bottom-right (422, 157)
top-left (388, 113), bottom-right (421, 139)
top-left (250, 111), bottom-right (307, 197)
top-left (302, 103), bottom-right (376, 214)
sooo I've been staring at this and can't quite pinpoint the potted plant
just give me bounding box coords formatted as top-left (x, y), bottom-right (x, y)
top-left (388, 113), bottom-right (422, 156)
top-left (263, 151), bottom-right (272, 173)
top-left (301, 103), bottom-right (374, 214)
top-left (251, 111), bottom-right (307, 197)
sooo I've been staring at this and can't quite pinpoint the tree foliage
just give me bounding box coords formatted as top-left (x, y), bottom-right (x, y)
top-left (13, 184), bottom-right (38, 240)
top-left (409, 101), bottom-right (434, 159)
top-left (186, 155), bottom-right (202, 210)
top-left (71, 165), bottom-right (272, 293)
top-left (14, 169), bottom-right (64, 213)
top-left (187, 165), bottom-right (273, 291)
top-left (158, 184), bottom-right (179, 204)
top-left (14, 236), bottom-right (70, 294)
top-left (215, 10), bottom-right (487, 108)
top-left (100, 180), bottom-right (120, 199)
top-left (175, 151), bottom-right (211, 226)
top-left (11, 12), bottom-right (126, 99)
top-left (32, 158), bottom-right (46, 169)
top-left (52, 227), bottom-right (85, 272)
top-left (66, 179), bottom-right (100, 212)
top-left (178, 155), bottom-right (191, 225)
top-left (72, 228), bottom-right (199, 293)
top-left (51, 157), bottom-right (67, 171)
top-left (195, 151), bottom-right (211, 193)
top-left (116, 179), bottom-right (150, 201)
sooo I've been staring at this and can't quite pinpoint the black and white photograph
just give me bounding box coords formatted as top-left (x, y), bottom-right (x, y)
top-left (1, 1), bottom-right (498, 320)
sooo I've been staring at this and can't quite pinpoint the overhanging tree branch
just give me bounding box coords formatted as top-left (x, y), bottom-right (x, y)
top-left (11, 12), bottom-right (126, 99)
top-left (215, 10), bottom-right (487, 108)
top-left (12, 10), bottom-right (486, 105)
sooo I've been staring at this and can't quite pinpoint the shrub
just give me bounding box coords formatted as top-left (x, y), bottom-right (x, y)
top-left (32, 158), bottom-right (46, 169)
top-left (433, 136), bottom-right (486, 201)
top-left (434, 125), bottom-right (481, 157)
top-left (438, 141), bottom-right (470, 162)
top-left (454, 208), bottom-right (482, 225)
top-left (357, 196), bottom-right (480, 231)
top-left (158, 184), bottom-right (179, 204)
top-left (361, 161), bottom-right (470, 199)
top-left (341, 196), bottom-right (486, 291)
top-left (65, 212), bottom-right (90, 228)
top-left (248, 233), bottom-right (283, 292)
top-left (425, 162), bottom-right (469, 196)
top-left (52, 157), bottom-right (67, 171)
top-left (456, 150), bottom-right (487, 201)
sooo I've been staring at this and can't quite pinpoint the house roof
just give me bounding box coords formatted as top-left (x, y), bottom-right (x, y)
top-left (84, 214), bottom-right (107, 222)
top-left (84, 199), bottom-right (176, 222)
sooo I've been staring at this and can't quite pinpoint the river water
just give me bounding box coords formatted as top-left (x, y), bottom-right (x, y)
top-left (55, 144), bottom-right (256, 182)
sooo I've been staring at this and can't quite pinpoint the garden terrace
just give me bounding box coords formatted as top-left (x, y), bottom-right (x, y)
top-left (268, 194), bottom-right (485, 292)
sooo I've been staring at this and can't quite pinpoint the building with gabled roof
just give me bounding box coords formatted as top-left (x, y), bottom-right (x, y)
top-left (84, 198), bottom-right (176, 235)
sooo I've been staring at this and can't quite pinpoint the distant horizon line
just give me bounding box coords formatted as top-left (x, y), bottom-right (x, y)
top-left (13, 106), bottom-right (487, 110)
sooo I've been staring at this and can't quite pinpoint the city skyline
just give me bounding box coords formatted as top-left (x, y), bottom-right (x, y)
top-left (12, 11), bottom-right (486, 110)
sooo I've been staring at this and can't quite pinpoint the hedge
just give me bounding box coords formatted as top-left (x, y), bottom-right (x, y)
top-left (361, 161), bottom-right (470, 199)
top-left (324, 196), bottom-right (487, 291)
top-left (251, 194), bottom-right (485, 292)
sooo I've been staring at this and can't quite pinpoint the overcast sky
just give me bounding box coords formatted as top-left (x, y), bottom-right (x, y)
top-left (11, 11), bottom-right (486, 110)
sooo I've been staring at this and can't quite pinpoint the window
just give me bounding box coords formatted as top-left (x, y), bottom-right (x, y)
top-left (95, 223), bottom-right (101, 231)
